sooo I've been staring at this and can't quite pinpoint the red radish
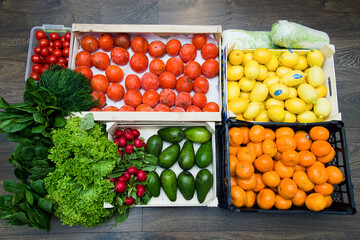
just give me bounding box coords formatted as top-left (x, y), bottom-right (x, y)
top-left (136, 185), bottom-right (146, 197)
top-left (124, 144), bottom-right (134, 154)
top-left (125, 197), bottom-right (134, 205)
top-left (118, 149), bottom-right (124, 157)
top-left (137, 170), bottom-right (147, 181)
top-left (115, 129), bottom-right (124, 138)
top-left (141, 141), bottom-right (146, 148)
top-left (134, 138), bottom-right (142, 148)
top-left (128, 166), bottom-right (138, 175)
top-left (115, 181), bottom-right (127, 193)
top-left (123, 172), bottom-right (131, 180)
top-left (109, 178), bottom-right (117, 182)
top-left (124, 128), bottom-right (132, 134)
top-left (114, 138), bottom-right (120, 146)
top-left (117, 176), bottom-right (128, 182)
top-left (124, 131), bottom-right (135, 141)
top-left (118, 137), bottom-right (127, 147)
top-left (132, 129), bottom-right (140, 138)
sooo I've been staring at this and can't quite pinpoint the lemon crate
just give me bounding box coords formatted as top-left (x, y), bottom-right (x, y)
top-left (218, 119), bottom-right (356, 214)
top-left (69, 24), bottom-right (223, 123)
top-left (221, 44), bottom-right (341, 122)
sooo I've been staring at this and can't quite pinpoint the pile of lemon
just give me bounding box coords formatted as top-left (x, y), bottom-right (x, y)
top-left (227, 48), bottom-right (331, 123)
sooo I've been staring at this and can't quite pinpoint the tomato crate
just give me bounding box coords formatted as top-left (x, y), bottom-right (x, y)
top-left (104, 121), bottom-right (219, 207)
top-left (69, 24), bottom-right (222, 123)
top-left (218, 119), bottom-right (356, 214)
top-left (25, 24), bottom-right (73, 81)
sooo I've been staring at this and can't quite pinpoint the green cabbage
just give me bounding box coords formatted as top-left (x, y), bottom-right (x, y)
top-left (222, 29), bottom-right (277, 49)
top-left (44, 115), bottom-right (118, 228)
top-left (270, 20), bottom-right (330, 49)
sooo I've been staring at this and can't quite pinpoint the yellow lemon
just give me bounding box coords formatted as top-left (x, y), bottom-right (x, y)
top-left (267, 106), bottom-right (285, 122)
top-left (242, 52), bottom-right (253, 66)
top-left (263, 75), bottom-right (280, 87)
top-left (297, 111), bottom-right (317, 123)
top-left (283, 111), bottom-right (297, 123)
top-left (307, 66), bottom-right (325, 87)
top-left (228, 97), bottom-right (250, 115)
top-left (239, 77), bottom-right (256, 92)
top-left (280, 50), bottom-right (299, 68)
top-left (227, 65), bottom-right (244, 81)
top-left (288, 87), bottom-right (297, 98)
top-left (255, 109), bottom-right (270, 122)
top-left (307, 49), bottom-right (324, 67)
top-left (257, 65), bottom-right (269, 81)
top-left (293, 55), bottom-right (309, 70)
top-left (280, 70), bottom-right (307, 87)
top-left (267, 71), bottom-right (276, 77)
top-left (227, 60), bottom-right (233, 68)
top-left (265, 55), bottom-right (279, 72)
top-left (315, 84), bottom-right (327, 98)
top-left (250, 83), bottom-right (268, 102)
top-left (265, 98), bottom-right (284, 110)
top-left (229, 49), bottom-right (244, 65)
top-left (297, 83), bottom-right (318, 104)
top-left (236, 114), bottom-right (245, 121)
top-left (313, 98), bottom-right (331, 119)
top-left (269, 83), bottom-right (290, 100)
top-left (244, 60), bottom-right (260, 79)
top-left (285, 98), bottom-right (307, 114)
top-left (227, 82), bottom-right (241, 102)
top-left (305, 103), bottom-right (313, 111)
top-left (243, 101), bottom-right (261, 119)
top-left (253, 48), bottom-right (273, 64)
top-left (276, 66), bottom-right (292, 77)
top-left (240, 91), bottom-right (250, 99)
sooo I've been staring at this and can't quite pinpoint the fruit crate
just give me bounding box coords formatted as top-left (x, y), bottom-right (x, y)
top-left (222, 44), bottom-right (341, 122)
top-left (25, 24), bottom-right (72, 81)
top-left (69, 24), bottom-right (223, 123)
top-left (218, 119), bottom-right (356, 214)
top-left (104, 121), bottom-right (219, 207)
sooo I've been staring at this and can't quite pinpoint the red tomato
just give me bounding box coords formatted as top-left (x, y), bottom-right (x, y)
top-left (99, 33), bottom-right (114, 52)
top-left (125, 74), bottom-right (141, 91)
top-left (47, 46), bottom-right (54, 54)
top-left (29, 72), bottom-right (40, 81)
top-left (111, 47), bottom-right (130, 66)
top-left (53, 40), bottom-right (62, 49)
top-left (165, 39), bottom-right (181, 57)
top-left (31, 54), bottom-right (42, 64)
top-left (201, 43), bottom-right (219, 60)
top-left (192, 34), bottom-right (207, 50)
top-left (40, 66), bottom-right (49, 74)
top-left (60, 36), bottom-right (66, 42)
top-left (179, 44), bottom-right (197, 63)
top-left (75, 66), bottom-right (93, 80)
top-left (35, 30), bottom-right (46, 40)
top-left (75, 51), bottom-right (92, 68)
top-left (38, 38), bottom-right (49, 47)
top-left (81, 35), bottom-right (99, 53)
top-left (165, 57), bottom-right (184, 77)
top-left (130, 53), bottom-right (148, 73)
top-left (106, 83), bottom-right (125, 101)
top-left (91, 52), bottom-right (110, 70)
top-left (34, 46), bottom-right (41, 54)
top-left (193, 76), bottom-right (209, 94)
top-left (140, 72), bottom-right (159, 91)
top-left (49, 32), bottom-right (60, 41)
top-left (32, 64), bottom-right (42, 74)
top-left (124, 89), bottom-right (142, 109)
top-left (149, 58), bottom-right (165, 76)
top-left (201, 58), bottom-right (219, 79)
top-left (148, 41), bottom-right (166, 58)
top-left (142, 89), bottom-right (159, 108)
top-left (62, 48), bottom-right (70, 57)
top-left (62, 40), bottom-right (70, 49)
top-left (64, 32), bottom-right (71, 41)
top-left (105, 65), bottom-right (124, 83)
top-left (90, 74), bottom-right (109, 93)
top-left (57, 57), bottom-right (67, 65)
top-left (159, 71), bottom-right (177, 89)
top-left (45, 55), bottom-right (58, 64)
top-left (183, 60), bottom-right (202, 80)
top-left (131, 36), bottom-right (149, 53)
top-left (52, 49), bottom-right (62, 58)
top-left (39, 47), bottom-right (50, 57)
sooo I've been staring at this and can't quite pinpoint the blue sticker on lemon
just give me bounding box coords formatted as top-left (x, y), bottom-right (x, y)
top-left (293, 74), bottom-right (303, 79)
top-left (274, 90), bottom-right (282, 96)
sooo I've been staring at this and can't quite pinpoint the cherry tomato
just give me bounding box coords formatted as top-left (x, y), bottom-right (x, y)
top-left (38, 38), bottom-right (49, 47)
top-left (40, 66), bottom-right (49, 74)
top-left (29, 72), bottom-right (40, 81)
top-left (62, 41), bottom-right (70, 49)
top-left (46, 55), bottom-right (58, 64)
top-left (49, 32), bottom-right (60, 41)
top-left (49, 41), bottom-right (54, 47)
top-left (43, 63), bottom-right (50, 69)
top-left (52, 48), bottom-right (62, 58)
top-left (64, 32), bottom-right (71, 41)
top-left (34, 46), bottom-right (41, 54)
top-left (62, 47), bottom-right (70, 57)
top-left (60, 36), bottom-right (66, 42)
top-left (47, 46), bottom-right (54, 54)
top-left (32, 64), bottom-right (42, 74)
top-left (53, 40), bottom-right (62, 49)
top-left (35, 30), bottom-right (46, 40)
top-left (55, 62), bottom-right (66, 68)
top-left (39, 47), bottom-right (50, 57)
top-left (31, 54), bottom-right (42, 64)
top-left (57, 57), bottom-right (67, 65)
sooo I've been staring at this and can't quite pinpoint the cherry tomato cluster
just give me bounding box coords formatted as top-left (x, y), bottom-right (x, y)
top-left (113, 127), bottom-right (146, 156)
top-left (29, 30), bottom-right (71, 81)
top-left (111, 166), bottom-right (147, 205)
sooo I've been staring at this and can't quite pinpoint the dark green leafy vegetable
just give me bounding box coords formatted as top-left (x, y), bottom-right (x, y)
top-left (38, 65), bottom-right (99, 115)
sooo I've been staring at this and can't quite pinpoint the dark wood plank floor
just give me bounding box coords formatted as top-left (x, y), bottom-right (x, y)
top-left (1, 0), bottom-right (360, 239)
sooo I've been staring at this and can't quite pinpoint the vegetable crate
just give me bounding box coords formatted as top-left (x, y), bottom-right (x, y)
top-left (69, 24), bottom-right (223, 123)
top-left (105, 121), bottom-right (219, 207)
top-left (218, 119), bottom-right (356, 214)
top-left (222, 44), bottom-right (341, 122)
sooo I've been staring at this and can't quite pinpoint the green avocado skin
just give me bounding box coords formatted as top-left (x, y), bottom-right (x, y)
top-left (178, 171), bottom-right (196, 200)
top-left (184, 126), bottom-right (211, 143)
top-left (196, 169), bottom-right (213, 203)
top-left (158, 143), bottom-right (180, 169)
top-left (146, 171), bottom-right (161, 197)
top-left (146, 135), bottom-right (163, 157)
top-left (178, 140), bottom-right (195, 170)
top-left (157, 127), bottom-right (184, 143)
top-left (195, 140), bottom-right (212, 168)
top-left (161, 169), bottom-right (177, 202)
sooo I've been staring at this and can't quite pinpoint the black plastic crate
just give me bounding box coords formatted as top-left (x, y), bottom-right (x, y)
top-left (218, 119), bottom-right (356, 214)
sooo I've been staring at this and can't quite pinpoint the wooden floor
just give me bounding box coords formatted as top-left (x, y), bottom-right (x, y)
top-left (1, 0), bottom-right (360, 239)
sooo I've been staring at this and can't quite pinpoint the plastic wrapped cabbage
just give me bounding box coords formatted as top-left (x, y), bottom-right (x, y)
top-left (271, 20), bottom-right (330, 49)
top-left (222, 29), bottom-right (277, 49)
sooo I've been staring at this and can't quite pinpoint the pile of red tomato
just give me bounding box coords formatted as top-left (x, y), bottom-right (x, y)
top-left (29, 30), bottom-right (71, 81)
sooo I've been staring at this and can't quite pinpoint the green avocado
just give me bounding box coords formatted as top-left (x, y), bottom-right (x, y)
top-left (146, 171), bottom-right (161, 197)
top-left (157, 126), bottom-right (184, 143)
top-left (178, 140), bottom-right (195, 170)
top-left (196, 169), bottom-right (213, 203)
top-left (158, 143), bottom-right (180, 169)
top-left (161, 169), bottom-right (177, 202)
top-left (184, 126), bottom-right (211, 143)
top-left (146, 134), bottom-right (163, 157)
top-left (178, 171), bottom-right (196, 200)
top-left (195, 140), bottom-right (212, 168)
